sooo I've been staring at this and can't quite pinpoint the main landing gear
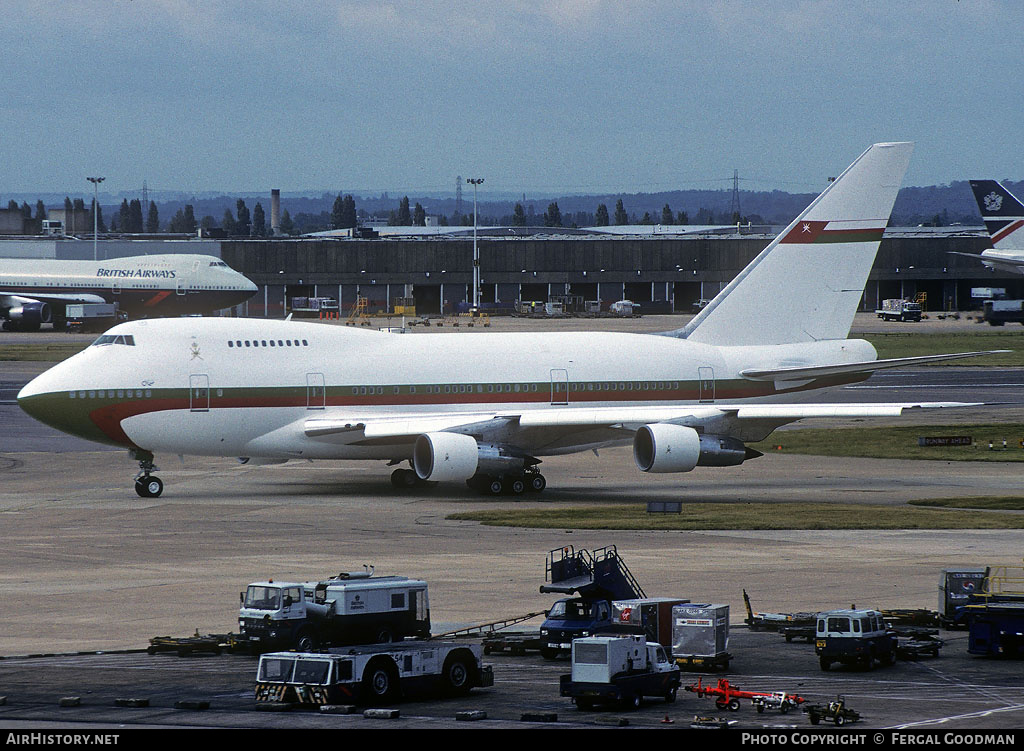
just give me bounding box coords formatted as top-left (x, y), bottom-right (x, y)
top-left (132, 450), bottom-right (164, 498)
top-left (389, 468), bottom-right (436, 490)
top-left (467, 470), bottom-right (546, 496)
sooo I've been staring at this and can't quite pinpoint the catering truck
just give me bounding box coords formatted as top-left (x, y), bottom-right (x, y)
top-left (238, 569), bottom-right (430, 652)
top-left (256, 642), bottom-right (493, 706)
top-left (559, 634), bottom-right (680, 710)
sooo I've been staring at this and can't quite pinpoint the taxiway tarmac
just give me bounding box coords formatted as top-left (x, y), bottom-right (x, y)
top-left (2, 312), bottom-right (1024, 657)
top-left (2, 312), bottom-right (1024, 733)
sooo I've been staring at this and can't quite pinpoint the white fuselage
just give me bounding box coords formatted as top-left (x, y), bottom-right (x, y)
top-left (0, 254), bottom-right (257, 318)
top-left (18, 317), bottom-right (875, 461)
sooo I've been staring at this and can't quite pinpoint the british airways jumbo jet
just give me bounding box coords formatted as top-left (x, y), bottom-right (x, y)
top-left (17, 143), bottom-right (1001, 498)
top-left (0, 253), bottom-right (257, 330)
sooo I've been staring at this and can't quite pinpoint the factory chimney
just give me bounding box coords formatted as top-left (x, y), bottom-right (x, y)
top-left (271, 189), bottom-right (281, 235)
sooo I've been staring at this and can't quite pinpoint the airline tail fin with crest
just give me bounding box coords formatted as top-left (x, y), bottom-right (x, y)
top-left (672, 142), bottom-right (913, 346)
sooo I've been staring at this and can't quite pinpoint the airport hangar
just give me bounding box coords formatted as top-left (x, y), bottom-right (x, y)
top-left (1, 225), bottom-right (1016, 318)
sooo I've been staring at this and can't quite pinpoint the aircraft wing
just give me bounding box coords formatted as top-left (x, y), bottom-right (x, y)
top-left (303, 401), bottom-right (981, 443)
top-left (739, 350), bottom-right (1009, 382)
top-left (950, 251), bottom-right (1024, 270)
top-left (0, 291), bottom-right (106, 310)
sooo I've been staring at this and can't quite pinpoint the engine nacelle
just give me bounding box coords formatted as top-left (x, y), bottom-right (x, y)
top-left (633, 423), bottom-right (701, 473)
top-left (6, 300), bottom-right (51, 330)
top-left (413, 432), bottom-right (480, 482)
top-left (634, 424), bottom-right (754, 473)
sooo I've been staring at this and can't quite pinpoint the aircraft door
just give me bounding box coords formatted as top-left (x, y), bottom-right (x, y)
top-left (699, 367), bottom-right (715, 403)
top-left (190, 374), bottom-right (210, 412)
top-left (306, 372), bottom-right (326, 410)
top-left (550, 368), bottom-right (569, 405)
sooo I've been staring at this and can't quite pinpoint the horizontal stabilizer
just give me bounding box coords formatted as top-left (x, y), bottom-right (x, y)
top-left (740, 350), bottom-right (1009, 381)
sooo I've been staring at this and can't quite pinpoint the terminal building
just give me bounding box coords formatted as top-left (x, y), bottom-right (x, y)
top-left (0, 226), bottom-right (1013, 318)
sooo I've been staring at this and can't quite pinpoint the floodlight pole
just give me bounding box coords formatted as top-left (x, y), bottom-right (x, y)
top-left (87, 176), bottom-right (105, 260)
top-left (467, 178), bottom-right (484, 308)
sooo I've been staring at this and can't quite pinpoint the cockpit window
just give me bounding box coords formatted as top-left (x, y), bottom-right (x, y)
top-left (209, 261), bottom-right (228, 267)
top-left (92, 334), bottom-right (135, 347)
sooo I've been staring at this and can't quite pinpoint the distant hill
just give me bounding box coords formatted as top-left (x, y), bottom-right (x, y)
top-left (7, 180), bottom-right (1023, 232)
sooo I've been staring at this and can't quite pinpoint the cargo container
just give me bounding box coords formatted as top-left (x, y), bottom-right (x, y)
top-left (671, 603), bottom-right (730, 669)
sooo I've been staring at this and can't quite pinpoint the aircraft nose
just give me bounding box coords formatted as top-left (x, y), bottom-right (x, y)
top-left (18, 369), bottom-right (63, 423)
top-left (16, 367), bottom-right (119, 446)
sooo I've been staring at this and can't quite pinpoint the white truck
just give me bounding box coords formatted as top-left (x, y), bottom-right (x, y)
top-left (65, 303), bottom-right (121, 333)
top-left (237, 570), bottom-right (430, 652)
top-left (559, 634), bottom-right (681, 710)
top-left (876, 298), bottom-right (922, 322)
top-left (255, 642), bottom-right (493, 706)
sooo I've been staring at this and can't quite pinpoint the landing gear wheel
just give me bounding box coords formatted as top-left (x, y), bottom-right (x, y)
top-left (526, 473), bottom-right (546, 492)
top-left (135, 476), bottom-right (163, 498)
top-left (390, 468), bottom-right (417, 489)
top-left (486, 477), bottom-right (503, 495)
top-left (505, 476), bottom-right (526, 495)
top-left (133, 452), bottom-right (162, 498)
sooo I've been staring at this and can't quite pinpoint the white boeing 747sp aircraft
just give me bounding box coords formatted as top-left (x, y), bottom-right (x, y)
top-left (0, 253), bottom-right (257, 331)
top-left (18, 143), bottom-right (1001, 498)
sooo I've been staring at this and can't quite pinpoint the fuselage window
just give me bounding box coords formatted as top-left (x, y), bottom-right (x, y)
top-left (145, 389), bottom-right (152, 398)
top-left (278, 340), bottom-right (283, 346)
top-left (69, 391), bottom-right (75, 398)
top-left (269, 340), bottom-right (275, 347)
top-left (228, 341), bottom-right (234, 348)
top-left (286, 340), bottom-right (292, 346)
top-left (409, 386), bottom-right (416, 394)
top-left (302, 340), bottom-right (308, 346)
top-left (245, 341), bottom-right (251, 347)
top-left (261, 340), bottom-right (267, 347)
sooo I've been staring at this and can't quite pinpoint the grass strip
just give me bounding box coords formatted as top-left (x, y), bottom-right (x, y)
top-left (909, 497), bottom-right (1024, 510)
top-left (0, 342), bottom-right (91, 361)
top-left (751, 424), bottom-right (1024, 462)
top-left (448, 502), bottom-right (1024, 530)
top-left (863, 331), bottom-right (1024, 366)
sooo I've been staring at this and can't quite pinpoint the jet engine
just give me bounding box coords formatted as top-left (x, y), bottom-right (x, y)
top-left (633, 423), bottom-right (758, 473)
top-left (4, 300), bottom-right (51, 331)
top-left (413, 432), bottom-right (528, 482)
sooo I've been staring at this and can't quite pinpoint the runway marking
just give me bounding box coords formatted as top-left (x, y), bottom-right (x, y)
top-left (889, 702), bottom-right (1024, 728)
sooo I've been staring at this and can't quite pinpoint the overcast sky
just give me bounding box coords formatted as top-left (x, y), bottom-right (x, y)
top-left (2, 1), bottom-right (1021, 197)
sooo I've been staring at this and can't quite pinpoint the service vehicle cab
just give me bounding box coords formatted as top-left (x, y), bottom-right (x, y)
top-left (815, 609), bottom-right (897, 671)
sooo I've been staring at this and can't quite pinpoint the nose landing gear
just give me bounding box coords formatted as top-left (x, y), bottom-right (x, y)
top-left (132, 450), bottom-right (164, 498)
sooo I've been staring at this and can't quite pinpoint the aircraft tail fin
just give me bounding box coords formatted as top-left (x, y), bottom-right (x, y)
top-left (673, 142), bottom-right (913, 346)
top-left (969, 180), bottom-right (1024, 250)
